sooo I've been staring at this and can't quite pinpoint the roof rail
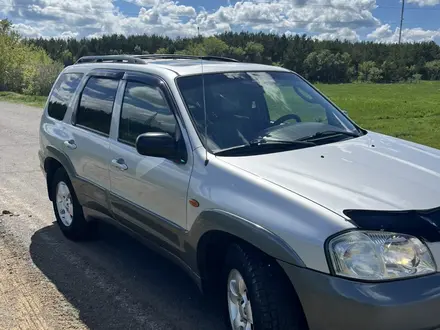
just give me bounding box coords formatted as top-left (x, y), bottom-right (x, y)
top-left (74, 54), bottom-right (240, 65)
top-left (133, 54), bottom-right (239, 62)
top-left (75, 55), bottom-right (146, 64)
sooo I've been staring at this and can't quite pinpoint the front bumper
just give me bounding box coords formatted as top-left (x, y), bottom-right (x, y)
top-left (279, 261), bottom-right (440, 330)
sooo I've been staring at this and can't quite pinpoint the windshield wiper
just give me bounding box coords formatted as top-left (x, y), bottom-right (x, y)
top-left (214, 138), bottom-right (315, 156)
top-left (296, 130), bottom-right (360, 142)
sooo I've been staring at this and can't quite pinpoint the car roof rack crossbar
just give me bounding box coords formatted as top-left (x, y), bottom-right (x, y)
top-left (133, 54), bottom-right (239, 62)
top-left (75, 55), bottom-right (146, 64)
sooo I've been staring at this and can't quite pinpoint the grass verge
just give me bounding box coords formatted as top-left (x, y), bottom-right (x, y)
top-left (0, 92), bottom-right (47, 108)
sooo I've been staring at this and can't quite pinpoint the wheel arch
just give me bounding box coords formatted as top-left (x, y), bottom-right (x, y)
top-left (43, 146), bottom-right (77, 201)
top-left (44, 157), bottom-right (63, 200)
top-left (187, 210), bottom-right (305, 293)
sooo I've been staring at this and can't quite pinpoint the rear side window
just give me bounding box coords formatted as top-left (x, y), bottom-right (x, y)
top-left (76, 77), bottom-right (119, 135)
top-left (118, 81), bottom-right (176, 146)
top-left (47, 73), bottom-right (83, 121)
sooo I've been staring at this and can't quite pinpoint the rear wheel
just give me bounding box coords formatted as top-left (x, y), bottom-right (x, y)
top-left (51, 168), bottom-right (95, 240)
top-left (223, 243), bottom-right (307, 330)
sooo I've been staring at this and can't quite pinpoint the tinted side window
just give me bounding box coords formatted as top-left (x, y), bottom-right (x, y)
top-left (76, 77), bottom-right (119, 135)
top-left (47, 73), bottom-right (83, 120)
top-left (119, 81), bottom-right (176, 146)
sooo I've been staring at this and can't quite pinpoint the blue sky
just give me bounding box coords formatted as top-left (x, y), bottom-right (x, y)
top-left (1, 0), bottom-right (439, 43)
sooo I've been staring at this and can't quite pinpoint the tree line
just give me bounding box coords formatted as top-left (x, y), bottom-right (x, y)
top-left (2, 17), bottom-right (440, 97)
top-left (27, 32), bottom-right (440, 84)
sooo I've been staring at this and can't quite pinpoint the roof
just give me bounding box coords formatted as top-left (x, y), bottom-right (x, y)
top-left (150, 59), bottom-right (290, 76)
top-left (70, 55), bottom-right (291, 77)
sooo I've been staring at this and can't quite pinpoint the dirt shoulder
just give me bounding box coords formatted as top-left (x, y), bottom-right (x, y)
top-left (0, 220), bottom-right (85, 330)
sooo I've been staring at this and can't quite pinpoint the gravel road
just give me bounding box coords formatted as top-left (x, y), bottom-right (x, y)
top-left (0, 102), bottom-right (225, 330)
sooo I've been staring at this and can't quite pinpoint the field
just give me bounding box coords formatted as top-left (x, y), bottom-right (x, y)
top-left (1, 81), bottom-right (439, 149)
top-left (317, 81), bottom-right (440, 149)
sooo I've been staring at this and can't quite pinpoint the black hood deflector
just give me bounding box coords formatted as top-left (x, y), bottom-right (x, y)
top-left (344, 207), bottom-right (440, 242)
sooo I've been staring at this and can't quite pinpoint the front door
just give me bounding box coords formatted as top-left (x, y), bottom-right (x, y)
top-left (108, 74), bottom-right (192, 250)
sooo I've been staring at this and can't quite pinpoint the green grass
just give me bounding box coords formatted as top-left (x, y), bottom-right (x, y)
top-left (315, 81), bottom-right (440, 150)
top-left (0, 92), bottom-right (47, 108)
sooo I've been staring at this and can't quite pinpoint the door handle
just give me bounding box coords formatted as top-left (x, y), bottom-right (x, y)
top-left (111, 158), bottom-right (128, 171)
top-left (63, 140), bottom-right (77, 150)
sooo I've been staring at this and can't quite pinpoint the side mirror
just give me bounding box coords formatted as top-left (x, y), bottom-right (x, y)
top-left (135, 132), bottom-right (177, 160)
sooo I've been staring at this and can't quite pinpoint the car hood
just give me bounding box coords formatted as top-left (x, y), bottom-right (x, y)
top-left (218, 132), bottom-right (440, 216)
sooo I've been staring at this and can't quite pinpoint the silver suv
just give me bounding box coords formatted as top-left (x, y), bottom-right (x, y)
top-left (39, 54), bottom-right (440, 330)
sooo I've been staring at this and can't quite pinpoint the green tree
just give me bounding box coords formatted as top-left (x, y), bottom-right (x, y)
top-left (17, 29), bottom-right (440, 83)
top-left (76, 45), bottom-right (90, 60)
top-left (229, 46), bottom-right (246, 61)
top-left (245, 41), bottom-right (264, 63)
top-left (61, 50), bottom-right (74, 66)
top-left (304, 50), bottom-right (351, 83)
top-left (425, 60), bottom-right (440, 80)
top-left (0, 20), bottom-right (63, 95)
top-left (133, 45), bottom-right (142, 54)
top-left (381, 60), bottom-right (399, 82)
top-left (177, 42), bottom-right (206, 56)
top-left (411, 73), bottom-right (422, 83)
top-left (358, 61), bottom-right (383, 83)
top-left (203, 37), bottom-right (228, 56)
top-left (0, 19), bottom-right (12, 34)
top-left (155, 47), bottom-right (169, 54)
top-left (282, 34), bottom-right (313, 75)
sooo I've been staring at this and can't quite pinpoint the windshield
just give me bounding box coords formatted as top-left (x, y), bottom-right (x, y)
top-left (177, 71), bottom-right (362, 155)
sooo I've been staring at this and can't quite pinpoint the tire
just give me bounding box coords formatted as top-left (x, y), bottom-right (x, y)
top-left (51, 167), bottom-right (95, 241)
top-left (223, 243), bottom-right (308, 330)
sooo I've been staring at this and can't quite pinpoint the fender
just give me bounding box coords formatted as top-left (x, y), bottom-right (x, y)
top-left (183, 209), bottom-right (306, 274)
top-left (45, 145), bottom-right (77, 177)
top-left (43, 146), bottom-right (78, 199)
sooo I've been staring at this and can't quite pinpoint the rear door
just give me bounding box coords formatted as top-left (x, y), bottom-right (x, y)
top-left (65, 70), bottom-right (123, 215)
top-left (108, 72), bottom-right (192, 251)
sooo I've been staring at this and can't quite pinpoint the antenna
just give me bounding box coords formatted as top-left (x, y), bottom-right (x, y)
top-left (200, 56), bottom-right (209, 166)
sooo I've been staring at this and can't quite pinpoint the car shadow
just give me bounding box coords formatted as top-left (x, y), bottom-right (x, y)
top-left (30, 222), bottom-right (226, 330)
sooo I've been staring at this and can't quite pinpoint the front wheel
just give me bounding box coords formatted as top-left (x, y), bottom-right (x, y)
top-left (223, 243), bottom-right (307, 330)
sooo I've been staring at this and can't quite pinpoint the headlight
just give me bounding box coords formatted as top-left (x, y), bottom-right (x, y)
top-left (327, 230), bottom-right (436, 280)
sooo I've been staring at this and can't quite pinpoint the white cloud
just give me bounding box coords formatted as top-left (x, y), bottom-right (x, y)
top-left (367, 23), bottom-right (391, 40)
top-left (0, 0), bottom-right (14, 14)
top-left (367, 24), bottom-right (440, 43)
top-left (136, 0), bottom-right (196, 27)
top-left (12, 23), bottom-right (44, 38)
top-left (4, 0), bottom-right (124, 37)
top-left (314, 27), bottom-right (360, 41)
top-left (0, 0), bottom-right (436, 45)
top-left (193, 0), bottom-right (379, 33)
top-left (59, 31), bottom-right (80, 39)
top-left (128, 0), bottom-right (157, 6)
top-left (407, 0), bottom-right (440, 6)
top-left (12, 21), bottom-right (80, 39)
